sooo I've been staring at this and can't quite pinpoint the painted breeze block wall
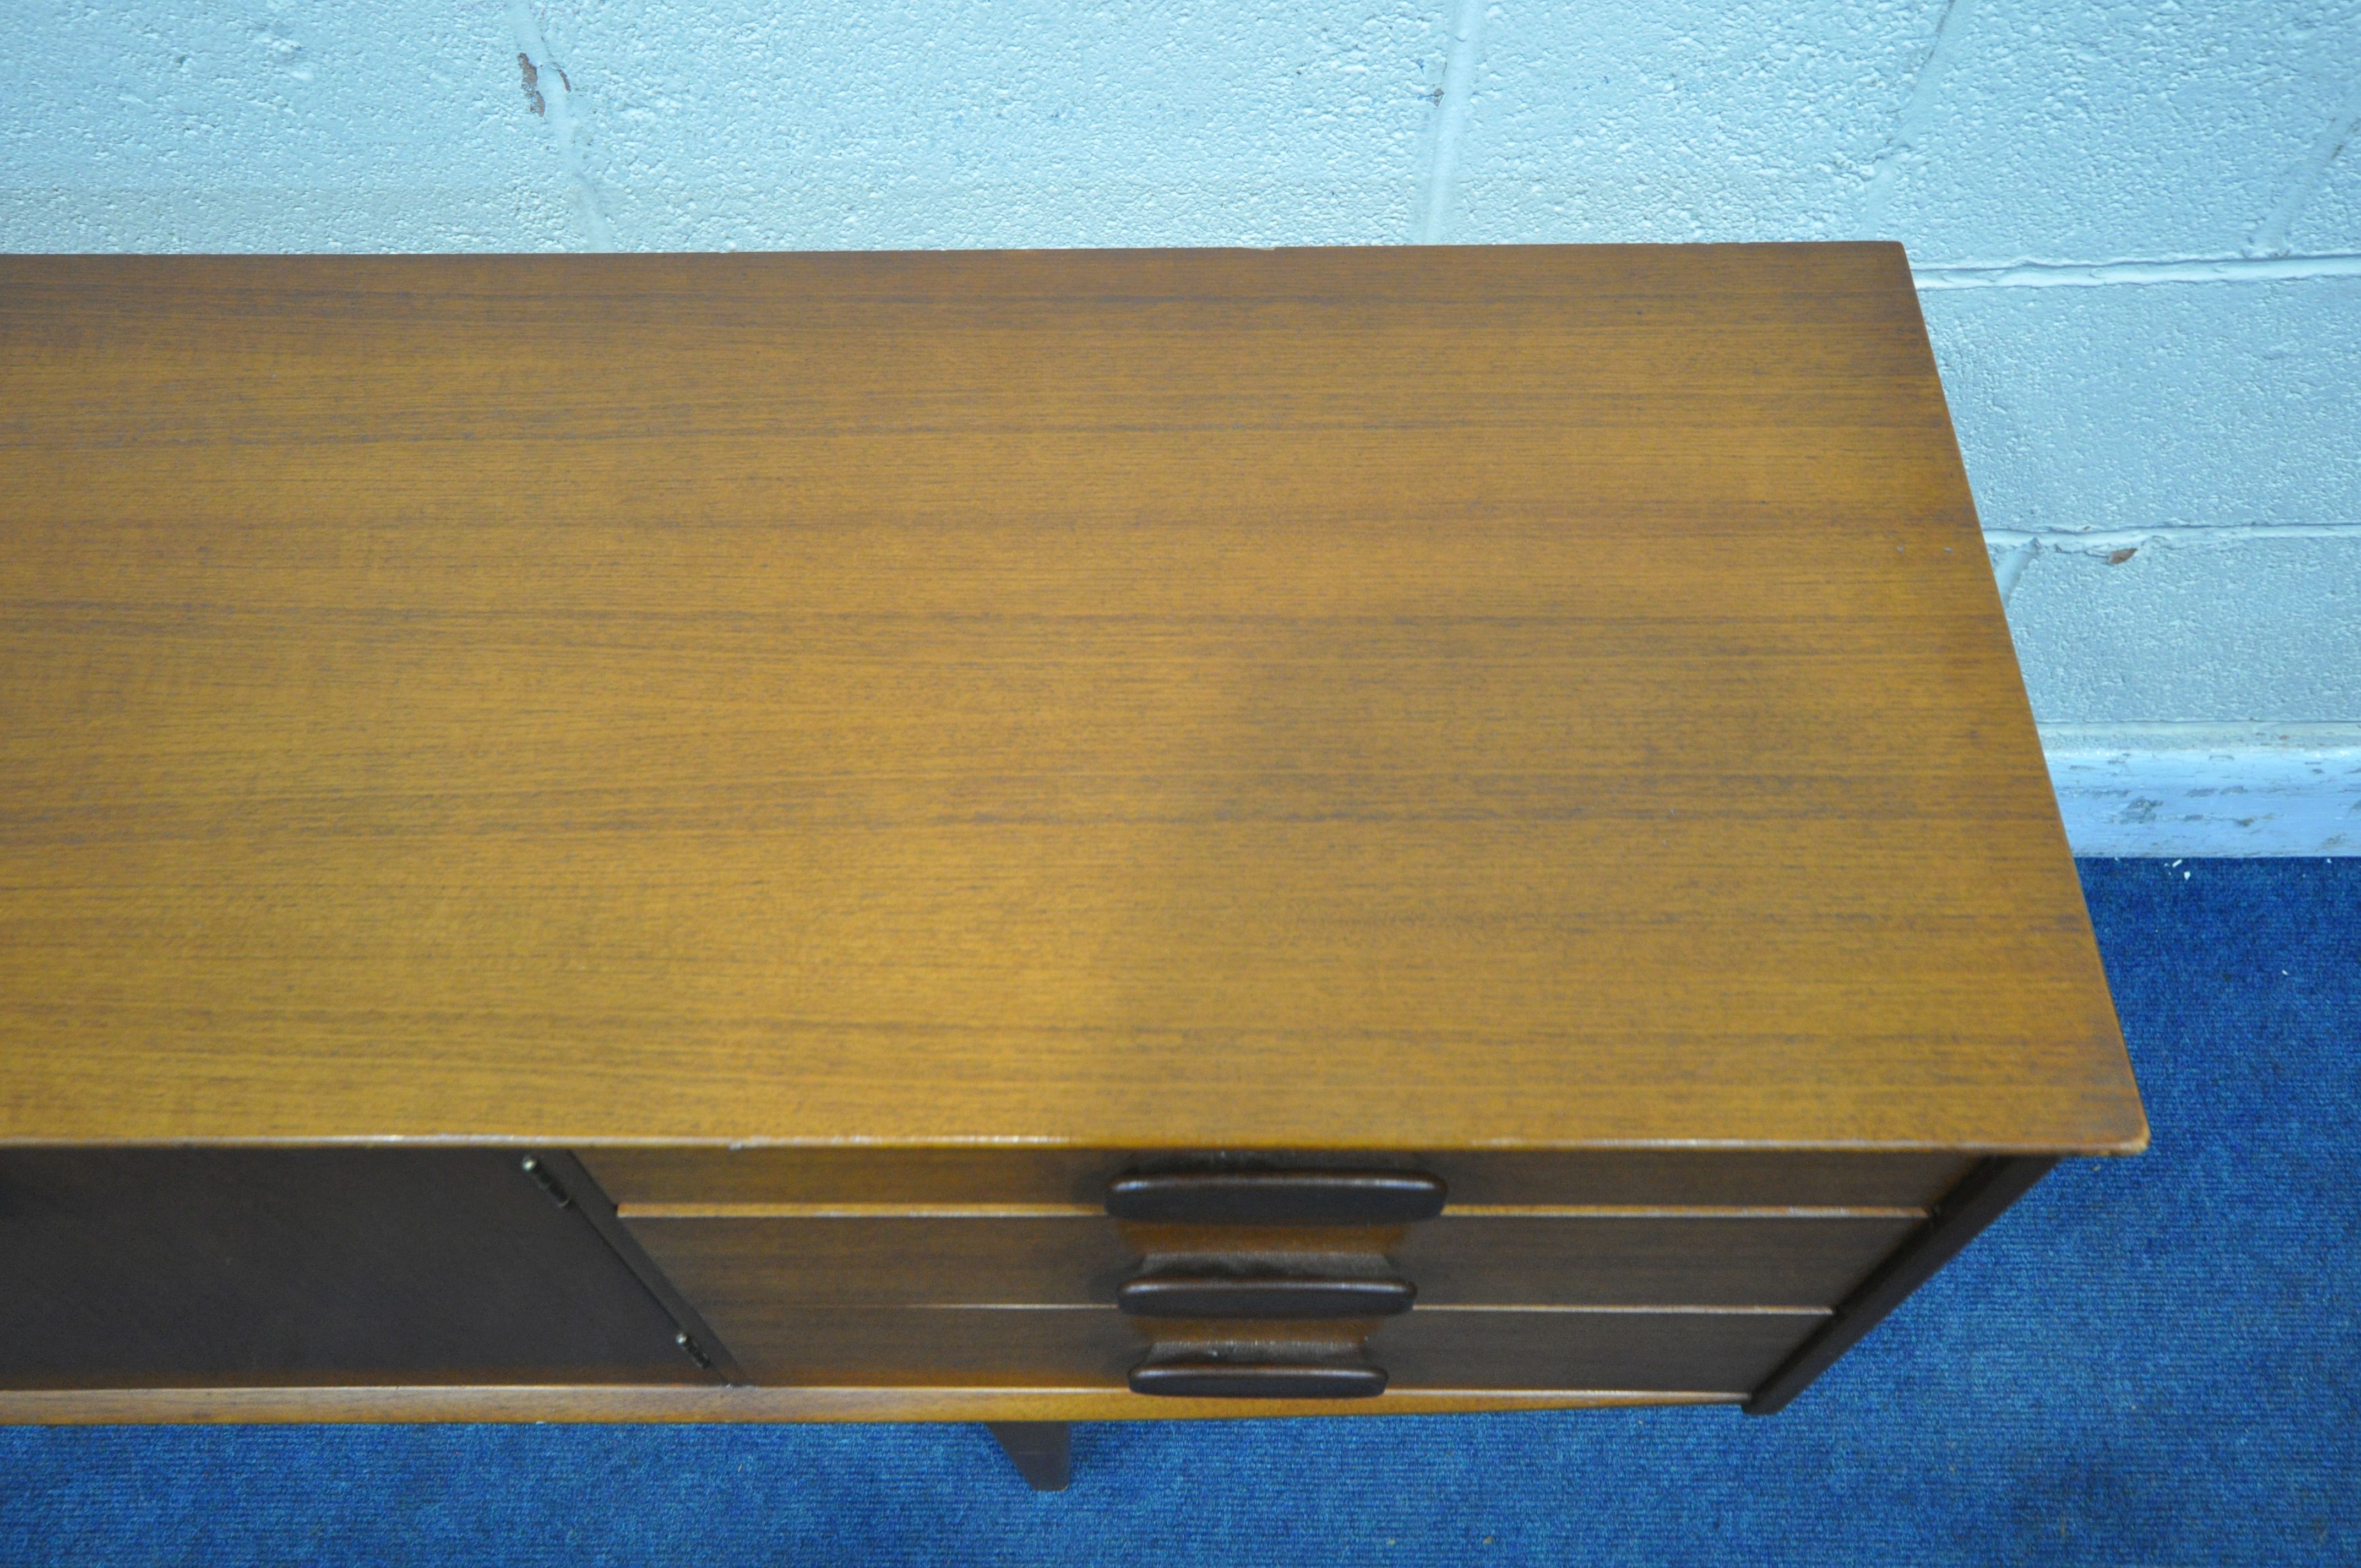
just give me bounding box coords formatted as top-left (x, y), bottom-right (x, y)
top-left (4, 0), bottom-right (2357, 852)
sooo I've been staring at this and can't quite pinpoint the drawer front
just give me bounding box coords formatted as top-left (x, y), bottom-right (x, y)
top-left (625, 1213), bottom-right (1140, 1310)
top-left (584, 1148), bottom-right (1972, 1211)
top-left (623, 1211), bottom-right (1919, 1311)
top-left (1393, 1213), bottom-right (1916, 1306)
top-left (654, 1302), bottom-right (1823, 1395)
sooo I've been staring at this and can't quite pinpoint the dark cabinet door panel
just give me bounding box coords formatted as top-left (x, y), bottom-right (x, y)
top-left (0, 1150), bottom-right (711, 1389)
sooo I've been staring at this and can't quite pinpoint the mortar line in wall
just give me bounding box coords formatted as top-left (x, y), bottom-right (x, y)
top-left (2246, 78), bottom-right (2361, 257)
top-left (1915, 253), bottom-right (2361, 288)
top-left (1414, 0), bottom-right (1487, 244)
top-left (1858, 0), bottom-right (1975, 238)
top-left (1983, 524), bottom-right (2361, 551)
top-left (505, 1), bottom-right (615, 252)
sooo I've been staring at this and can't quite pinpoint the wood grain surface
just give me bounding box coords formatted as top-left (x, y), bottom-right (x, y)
top-left (0, 246), bottom-right (2146, 1152)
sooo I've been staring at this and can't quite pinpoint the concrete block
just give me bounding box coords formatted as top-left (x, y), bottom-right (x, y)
top-left (1998, 533), bottom-right (2361, 724)
top-left (1921, 274), bottom-right (2361, 532)
top-left (1874, 0), bottom-right (2361, 262)
top-left (1443, 0), bottom-right (1936, 243)
top-left (2286, 130), bottom-right (2361, 253)
top-left (0, 1), bottom-right (572, 250)
top-left (531, 0), bottom-right (1449, 250)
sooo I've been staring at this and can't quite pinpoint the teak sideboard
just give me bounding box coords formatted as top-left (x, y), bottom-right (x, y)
top-left (0, 244), bottom-right (2146, 1490)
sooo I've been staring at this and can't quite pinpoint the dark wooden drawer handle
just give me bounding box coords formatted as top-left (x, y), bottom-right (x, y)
top-left (1128, 1360), bottom-right (1389, 1399)
top-left (1104, 1170), bottom-right (1446, 1224)
top-left (1117, 1273), bottom-right (1416, 1319)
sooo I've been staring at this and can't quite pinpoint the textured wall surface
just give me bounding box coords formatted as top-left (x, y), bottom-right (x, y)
top-left (4, 0), bottom-right (2357, 847)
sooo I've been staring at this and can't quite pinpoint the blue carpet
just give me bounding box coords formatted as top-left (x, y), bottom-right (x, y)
top-left (4, 858), bottom-right (2355, 1566)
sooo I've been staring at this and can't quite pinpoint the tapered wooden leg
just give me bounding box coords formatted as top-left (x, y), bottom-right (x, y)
top-left (984, 1421), bottom-right (1072, 1491)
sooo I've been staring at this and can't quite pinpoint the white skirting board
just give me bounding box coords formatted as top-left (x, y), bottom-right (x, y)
top-left (2041, 725), bottom-right (2361, 856)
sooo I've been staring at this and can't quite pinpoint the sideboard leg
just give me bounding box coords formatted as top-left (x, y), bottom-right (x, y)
top-left (984, 1421), bottom-right (1072, 1491)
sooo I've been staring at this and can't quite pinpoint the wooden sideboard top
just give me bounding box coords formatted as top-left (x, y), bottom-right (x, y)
top-left (0, 246), bottom-right (2144, 1153)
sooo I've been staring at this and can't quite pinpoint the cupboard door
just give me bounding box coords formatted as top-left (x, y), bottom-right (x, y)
top-left (0, 1150), bottom-right (714, 1389)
